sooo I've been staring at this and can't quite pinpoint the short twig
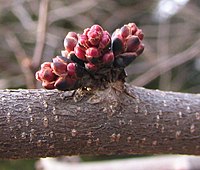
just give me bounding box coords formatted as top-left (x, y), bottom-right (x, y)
top-left (32, 0), bottom-right (49, 70)
top-left (5, 32), bottom-right (35, 88)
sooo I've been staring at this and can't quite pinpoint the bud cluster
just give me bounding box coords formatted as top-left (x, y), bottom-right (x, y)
top-left (112, 23), bottom-right (144, 68)
top-left (36, 23), bottom-right (144, 91)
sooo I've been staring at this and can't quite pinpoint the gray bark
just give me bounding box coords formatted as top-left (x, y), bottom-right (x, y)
top-left (0, 82), bottom-right (200, 159)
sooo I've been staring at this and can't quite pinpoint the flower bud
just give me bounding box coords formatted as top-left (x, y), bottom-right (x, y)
top-left (111, 36), bottom-right (124, 56)
top-left (126, 35), bottom-right (140, 52)
top-left (55, 55), bottom-right (72, 64)
top-left (85, 47), bottom-right (100, 64)
top-left (78, 34), bottom-right (89, 48)
top-left (99, 31), bottom-right (111, 49)
top-left (74, 45), bottom-right (86, 61)
top-left (87, 25), bottom-right (104, 46)
top-left (128, 23), bottom-right (137, 35)
top-left (64, 36), bottom-right (77, 52)
top-left (68, 52), bottom-right (85, 67)
top-left (51, 56), bottom-right (68, 76)
top-left (90, 24), bottom-right (104, 33)
top-left (136, 29), bottom-right (144, 40)
top-left (41, 62), bottom-right (51, 69)
top-left (136, 43), bottom-right (145, 56)
top-left (36, 67), bottom-right (57, 82)
top-left (114, 52), bottom-right (137, 68)
top-left (67, 31), bottom-right (78, 40)
top-left (102, 51), bottom-right (114, 65)
top-left (120, 25), bottom-right (130, 38)
top-left (67, 63), bottom-right (76, 77)
top-left (54, 77), bottom-right (77, 91)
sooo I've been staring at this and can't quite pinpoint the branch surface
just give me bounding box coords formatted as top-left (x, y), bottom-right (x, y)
top-left (0, 83), bottom-right (200, 159)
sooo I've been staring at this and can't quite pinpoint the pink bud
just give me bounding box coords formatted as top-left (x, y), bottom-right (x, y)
top-left (78, 34), bottom-right (89, 48)
top-left (90, 24), bottom-right (103, 33)
top-left (51, 60), bottom-right (67, 76)
top-left (102, 51), bottom-right (114, 65)
top-left (85, 47), bottom-right (99, 63)
top-left (128, 23), bottom-right (137, 35)
top-left (120, 25), bottom-right (130, 38)
top-left (67, 31), bottom-right (78, 40)
top-left (37, 68), bottom-right (56, 82)
top-left (64, 36), bottom-right (77, 52)
top-left (135, 29), bottom-right (144, 40)
top-left (67, 63), bottom-right (76, 77)
top-left (41, 62), bottom-right (51, 69)
top-left (74, 45), bottom-right (86, 61)
top-left (99, 31), bottom-right (111, 49)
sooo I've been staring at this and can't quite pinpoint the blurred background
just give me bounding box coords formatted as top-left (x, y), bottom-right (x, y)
top-left (0, 0), bottom-right (200, 169)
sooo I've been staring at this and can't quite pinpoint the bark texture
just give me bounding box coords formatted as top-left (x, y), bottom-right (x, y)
top-left (0, 83), bottom-right (200, 159)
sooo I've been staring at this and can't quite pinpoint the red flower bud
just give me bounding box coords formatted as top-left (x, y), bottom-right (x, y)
top-left (78, 34), bottom-right (89, 48)
top-left (64, 36), bottom-right (77, 52)
top-left (85, 47), bottom-right (99, 63)
top-left (36, 67), bottom-right (56, 82)
top-left (66, 31), bottom-right (78, 40)
top-left (41, 62), bottom-right (51, 69)
top-left (90, 24), bottom-right (104, 33)
top-left (87, 24), bottom-right (104, 46)
top-left (120, 25), bottom-right (130, 38)
top-left (102, 51), bottom-right (114, 65)
top-left (67, 63), bottom-right (76, 77)
top-left (99, 31), bottom-right (111, 49)
top-left (74, 45), bottom-right (86, 61)
top-left (51, 61), bottom-right (67, 76)
top-left (128, 23), bottom-right (137, 35)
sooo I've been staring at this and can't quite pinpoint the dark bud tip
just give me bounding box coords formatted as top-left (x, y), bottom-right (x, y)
top-left (68, 52), bottom-right (85, 67)
top-left (111, 37), bottom-right (124, 56)
top-left (114, 52), bottom-right (137, 68)
top-left (55, 77), bottom-right (77, 91)
top-left (51, 60), bottom-right (67, 76)
top-left (126, 36), bottom-right (140, 52)
top-left (136, 44), bottom-right (145, 56)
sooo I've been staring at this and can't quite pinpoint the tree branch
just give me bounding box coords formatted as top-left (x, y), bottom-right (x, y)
top-left (0, 83), bottom-right (200, 159)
